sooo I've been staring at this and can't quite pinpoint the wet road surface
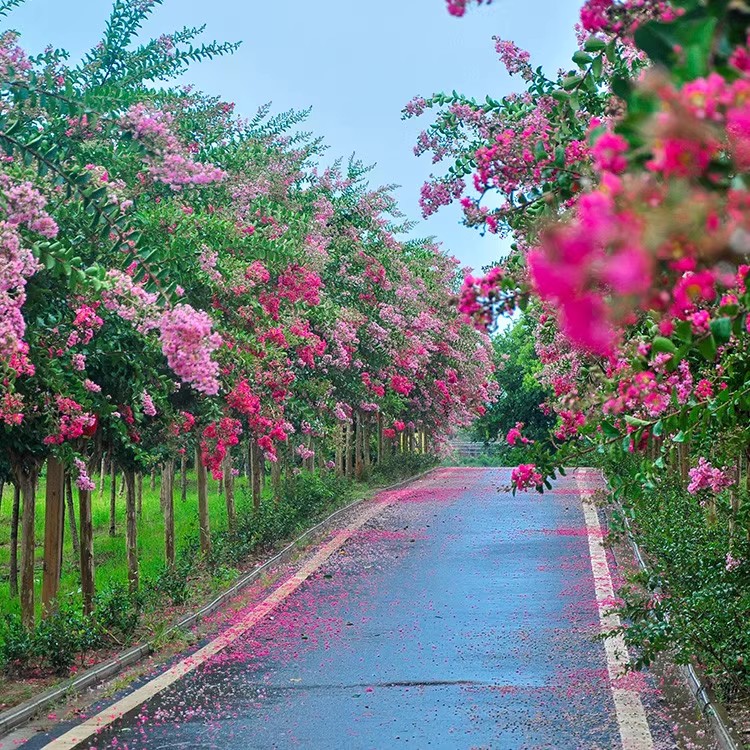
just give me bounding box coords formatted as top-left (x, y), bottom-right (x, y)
top-left (22, 468), bottom-right (717, 749)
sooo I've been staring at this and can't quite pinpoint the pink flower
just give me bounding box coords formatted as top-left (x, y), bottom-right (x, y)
top-left (141, 390), bottom-right (157, 417)
top-left (0, 391), bottom-right (24, 425)
top-left (74, 458), bottom-right (95, 491)
top-left (726, 552), bottom-right (741, 572)
top-left (159, 304), bottom-right (222, 395)
top-left (493, 37), bottom-right (532, 80)
top-left (506, 422), bottom-right (533, 446)
top-left (690, 310), bottom-right (710, 335)
top-left (687, 457), bottom-right (733, 495)
top-left (694, 379), bottom-right (714, 400)
top-left (580, 0), bottom-right (613, 31)
top-left (390, 375), bottom-right (414, 396)
top-left (511, 463), bottom-right (543, 491)
top-left (591, 132), bottom-right (629, 174)
top-left (83, 379), bottom-right (101, 393)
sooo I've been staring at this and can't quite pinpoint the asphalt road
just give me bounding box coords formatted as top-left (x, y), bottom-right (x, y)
top-left (23, 468), bottom-right (717, 749)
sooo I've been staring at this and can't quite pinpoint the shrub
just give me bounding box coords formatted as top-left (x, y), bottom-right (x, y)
top-left (372, 453), bottom-right (437, 483)
top-left (94, 582), bottom-right (142, 641)
top-left (0, 616), bottom-right (34, 675)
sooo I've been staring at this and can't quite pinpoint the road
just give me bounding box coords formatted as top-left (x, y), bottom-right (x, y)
top-left (22, 468), bottom-right (715, 749)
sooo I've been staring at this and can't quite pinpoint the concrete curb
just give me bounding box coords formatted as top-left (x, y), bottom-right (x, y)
top-left (0, 467), bottom-right (437, 739)
top-left (595, 471), bottom-right (743, 750)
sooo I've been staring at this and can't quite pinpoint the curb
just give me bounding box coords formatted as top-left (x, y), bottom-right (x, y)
top-left (0, 467), bottom-right (438, 739)
top-left (593, 470), bottom-right (743, 750)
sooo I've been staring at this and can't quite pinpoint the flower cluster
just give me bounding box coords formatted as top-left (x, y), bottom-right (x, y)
top-left (120, 103), bottom-right (226, 190)
top-left (687, 458), bottom-right (734, 496)
top-left (201, 418), bottom-right (242, 480)
top-left (511, 463), bottom-right (543, 491)
top-left (159, 304), bottom-right (222, 395)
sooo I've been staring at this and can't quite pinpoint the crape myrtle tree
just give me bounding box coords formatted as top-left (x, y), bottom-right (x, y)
top-left (418, 0), bottom-right (750, 685)
top-left (0, 0), bottom-right (496, 630)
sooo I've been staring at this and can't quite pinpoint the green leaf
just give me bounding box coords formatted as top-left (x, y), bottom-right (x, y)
top-left (572, 50), bottom-right (593, 67)
top-left (583, 37), bottom-right (607, 52)
top-left (562, 74), bottom-right (584, 90)
top-left (652, 336), bottom-right (677, 354)
top-left (697, 334), bottom-right (717, 360)
top-left (624, 415), bottom-right (651, 427)
top-left (709, 316), bottom-right (732, 344)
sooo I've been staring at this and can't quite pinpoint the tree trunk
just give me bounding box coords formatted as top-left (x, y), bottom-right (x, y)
top-left (150, 467), bottom-right (157, 491)
top-left (163, 460), bottom-right (175, 567)
top-left (246, 439), bottom-right (252, 489)
top-left (180, 453), bottom-right (188, 502)
top-left (65, 472), bottom-right (80, 566)
top-left (13, 461), bottom-right (40, 630)
top-left (196, 449), bottom-right (211, 556)
top-left (136, 472), bottom-right (143, 517)
top-left (354, 412), bottom-right (364, 481)
top-left (363, 417), bottom-right (371, 470)
top-left (335, 423), bottom-right (344, 476)
top-left (345, 421), bottom-right (353, 479)
top-left (78, 484), bottom-right (95, 616)
top-left (223, 451), bottom-right (236, 532)
top-left (41, 458), bottom-right (65, 617)
top-left (98, 455), bottom-right (107, 500)
top-left (271, 457), bottom-right (282, 503)
top-left (377, 413), bottom-right (383, 465)
top-left (9, 482), bottom-right (20, 598)
top-left (251, 440), bottom-right (262, 513)
top-left (109, 462), bottom-right (117, 537)
top-left (124, 469), bottom-right (138, 593)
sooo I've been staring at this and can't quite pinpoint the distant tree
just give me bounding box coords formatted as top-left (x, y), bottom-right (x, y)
top-left (471, 316), bottom-right (552, 444)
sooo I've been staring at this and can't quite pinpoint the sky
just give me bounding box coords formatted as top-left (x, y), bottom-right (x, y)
top-left (5, 0), bottom-right (581, 272)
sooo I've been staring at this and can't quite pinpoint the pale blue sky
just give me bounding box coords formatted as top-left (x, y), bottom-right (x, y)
top-left (6, 0), bottom-right (580, 272)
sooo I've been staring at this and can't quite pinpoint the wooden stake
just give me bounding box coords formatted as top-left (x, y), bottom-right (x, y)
top-left (109, 461), bottom-right (117, 537)
top-left (136, 472), bottom-right (143, 517)
top-left (163, 460), bottom-right (175, 567)
top-left (41, 458), bottom-right (65, 617)
top-left (65, 472), bottom-right (80, 566)
top-left (180, 453), bottom-right (188, 502)
top-left (196, 449), bottom-right (211, 556)
top-left (223, 451), bottom-right (236, 531)
top-left (124, 469), bottom-right (139, 593)
top-left (79, 483), bottom-right (95, 616)
top-left (13, 460), bottom-right (40, 629)
top-left (251, 440), bottom-right (262, 513)
top-left (9, 482), bottom-right (20, 598)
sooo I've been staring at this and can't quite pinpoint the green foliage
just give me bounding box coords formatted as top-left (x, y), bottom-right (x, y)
top-left (0, 602), bottom-right (102, 676)
top-left (371, 453), bottom-right (437, 484)
top-left (94, 582), bottom-right (142, 640)
top-left (471, 316), bottom-right (553, 444)
top-left (606, 456), bottom-right (750, 697)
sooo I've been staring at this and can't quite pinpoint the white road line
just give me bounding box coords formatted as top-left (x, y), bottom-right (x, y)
top-left (576, 469), bottom-right (655, 750)
top-left (42, 495), bottom-right (402, 749)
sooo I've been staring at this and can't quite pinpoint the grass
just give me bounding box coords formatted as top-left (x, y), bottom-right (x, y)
top-left (0, 469), bottom-right (277, 621)
top-left (0, 454), bottom-right (434, 624)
